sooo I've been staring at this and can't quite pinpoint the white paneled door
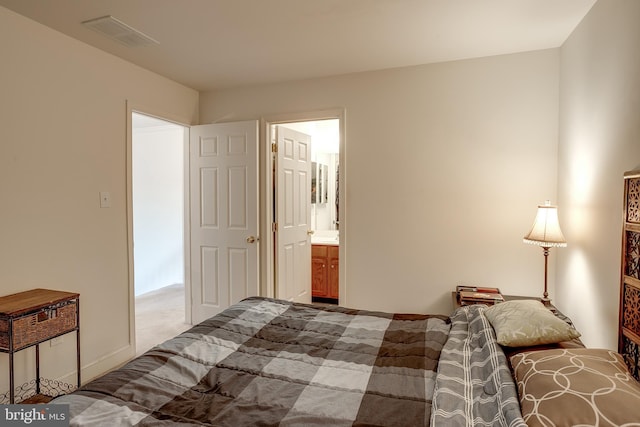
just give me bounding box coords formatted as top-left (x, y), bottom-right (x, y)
top-left (275, 126), bottom-right (312, 303)
top-left (189, 121), bottom-right (259, 324)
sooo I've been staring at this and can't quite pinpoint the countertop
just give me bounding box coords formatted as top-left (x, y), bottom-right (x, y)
top-left (311, 231), bottom-right (339, 246)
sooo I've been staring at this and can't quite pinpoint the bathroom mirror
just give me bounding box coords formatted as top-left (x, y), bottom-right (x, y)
top-left (311, 162), bottom-right (328, 204)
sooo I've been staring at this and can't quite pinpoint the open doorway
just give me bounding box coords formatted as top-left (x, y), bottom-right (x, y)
top-left (131, 112), bottom-right (190, 355)
top-left (264, 110), bottom-right (344, 306)
top-left (276, 120), bottom-right (339, 304)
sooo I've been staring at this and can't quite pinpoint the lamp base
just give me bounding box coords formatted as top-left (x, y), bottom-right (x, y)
top-left (540, 296), bottom-right (556, 312)
top-left (540, 247), bottom-right (554, 310)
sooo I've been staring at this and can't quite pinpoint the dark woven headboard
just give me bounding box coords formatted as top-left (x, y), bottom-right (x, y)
top-left (620, 170), bottom-right (640, 380)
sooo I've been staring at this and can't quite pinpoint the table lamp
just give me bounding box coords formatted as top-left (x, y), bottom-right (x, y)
top-left (523, 201), bottom-right (567, 306)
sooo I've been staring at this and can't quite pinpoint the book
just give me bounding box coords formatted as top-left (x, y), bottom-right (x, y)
top-left (456, 285), bottom-right (478, 293)
top-left (458, 291), bottom-right (505, 306)
top-left (459, 291), bottom-right (504, 302)
top-left (475, 287), bottom-right (501, 294)
top-left (456, 285), bottom-right (501, 296)
top-left (456, 285), bottom-right (500, 294)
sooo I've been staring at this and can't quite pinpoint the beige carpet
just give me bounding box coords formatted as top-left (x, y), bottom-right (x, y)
top-left (135, 286), bottom-right (337, 356)
top-left (135, 284), bottom-right (191, 356)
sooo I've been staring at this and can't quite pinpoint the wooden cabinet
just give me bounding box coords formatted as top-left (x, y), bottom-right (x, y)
top-left (312, 245), bottom-right (339, 300)
top-left (620, 170), bottom-right (640, 381)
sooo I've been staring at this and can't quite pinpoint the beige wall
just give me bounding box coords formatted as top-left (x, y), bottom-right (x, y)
top-left (558, 0), bottom-right (640, 349)
top-left (0, 6), bottom-right (198, 390)
top-left (201, 50), bottom-right (561, 316)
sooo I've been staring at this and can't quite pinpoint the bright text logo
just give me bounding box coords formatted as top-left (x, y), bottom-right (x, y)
top-left (1, 405), bottom-right (69, 426)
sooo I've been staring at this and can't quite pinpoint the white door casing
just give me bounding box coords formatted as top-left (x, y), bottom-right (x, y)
top-left (275, 126), bottom-right (312, 303)
top-left (189, 121), bottom-right (259, 323)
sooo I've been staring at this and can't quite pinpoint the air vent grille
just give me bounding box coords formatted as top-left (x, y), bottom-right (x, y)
top-left (82, 15), bottom-right (158, 47)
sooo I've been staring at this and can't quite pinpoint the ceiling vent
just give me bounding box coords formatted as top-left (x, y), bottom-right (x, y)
top-left (81, 15), bottom-right (159, 47)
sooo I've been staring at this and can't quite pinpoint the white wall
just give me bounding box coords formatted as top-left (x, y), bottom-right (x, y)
top-left (0, 6), bottom-right (198, 391)
top-left (201, 49), bottom-right (561, 316)
top-left (133, 123), bottom-right (185, 296)
top-left (558, 0), bottom-right (640, 349)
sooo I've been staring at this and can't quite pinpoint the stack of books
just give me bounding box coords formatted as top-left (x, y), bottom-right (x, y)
top-left (456, 285), bottom-right (504, 306)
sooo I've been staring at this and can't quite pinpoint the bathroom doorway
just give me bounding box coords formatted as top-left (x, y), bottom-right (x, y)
top-left (267, 115), bottom-right (342, 305)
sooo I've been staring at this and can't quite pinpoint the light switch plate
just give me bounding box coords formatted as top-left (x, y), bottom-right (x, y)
top-left (100, 191), bottom-right (111, 208)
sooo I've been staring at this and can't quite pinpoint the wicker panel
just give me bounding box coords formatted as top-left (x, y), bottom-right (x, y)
top-left (627, 231), bottom-right (640, 280)
top-left (0, 320), bottom-right (10, 350)
top-left (0, 301), bottom-right (77, 351)
top-left (627, 177), bottom-right (640, 223)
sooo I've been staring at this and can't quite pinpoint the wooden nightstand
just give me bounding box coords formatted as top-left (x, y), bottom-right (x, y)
top-left (451, 292), bottom-right (572, 324)
top-left (0, 289), bottom-right (80, 403)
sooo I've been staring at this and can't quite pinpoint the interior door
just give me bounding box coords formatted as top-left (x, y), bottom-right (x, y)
top-left (275, 126), bottom-right (312, 303)
top-left (189, 121), bottom-right (259, 324)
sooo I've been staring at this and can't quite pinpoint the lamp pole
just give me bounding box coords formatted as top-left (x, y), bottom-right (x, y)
top-left (541, 246), bottom-right (550, 306)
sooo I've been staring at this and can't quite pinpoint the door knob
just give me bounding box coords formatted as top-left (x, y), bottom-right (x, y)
top-left (307, 230), bottom-right (315, 235)
top-left (246, 236), bottom-right (259, 244)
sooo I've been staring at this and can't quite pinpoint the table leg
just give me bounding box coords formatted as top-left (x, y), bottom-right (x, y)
top-left (36, 343), bottom-right (40, 395)
top-left (9, 351), bottom-right (14, 404)
top-left (76, 299), bottom-right (81, 388)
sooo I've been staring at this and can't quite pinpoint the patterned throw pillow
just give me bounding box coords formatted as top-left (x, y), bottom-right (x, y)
top-left (511, 348), bottom-right (640, 427)
top-left (484, 299), bottom-right (580, 347)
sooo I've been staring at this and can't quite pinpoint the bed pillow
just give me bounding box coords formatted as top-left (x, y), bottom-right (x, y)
top-left (511, 348), bottom-right (640, 427)
top-left (483, 299), bottom-right (580, 347)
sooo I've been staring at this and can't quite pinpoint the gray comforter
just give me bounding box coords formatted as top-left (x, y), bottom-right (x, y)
top-left (52, 297), bottom-right (524, 426)
top-left (432, 305), bottom-right (526, 427)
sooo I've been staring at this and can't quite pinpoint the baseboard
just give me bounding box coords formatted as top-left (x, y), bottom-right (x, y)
top-left (57, 344), bottom-right (135, 386)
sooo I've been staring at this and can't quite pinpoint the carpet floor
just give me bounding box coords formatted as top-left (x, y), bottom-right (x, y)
top-left (135, 284), bottom-right (191, 356)
top-left (135, 285), bottom-right (337, 356)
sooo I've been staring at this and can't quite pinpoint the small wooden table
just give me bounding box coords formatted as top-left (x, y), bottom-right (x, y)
top-left (0, 289), bottom-right (80, 403)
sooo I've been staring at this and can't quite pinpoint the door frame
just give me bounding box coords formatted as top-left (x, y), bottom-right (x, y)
top-left (125, 101), bottom-right (193, 357)
top-left (261, 109), bottom-right (346, 303)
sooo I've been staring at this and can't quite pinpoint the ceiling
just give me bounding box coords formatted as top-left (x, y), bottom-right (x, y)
top-left (0, 0), bottom-right (597, 92)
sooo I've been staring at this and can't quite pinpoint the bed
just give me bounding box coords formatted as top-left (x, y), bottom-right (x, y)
top-left (52, 296), bottom-right (640, 426)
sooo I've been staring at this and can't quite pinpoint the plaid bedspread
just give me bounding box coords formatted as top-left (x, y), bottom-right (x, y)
top-left (54, 297), bottom-right (452, 426)
top-left (431, 305), bottom-right (526, 427)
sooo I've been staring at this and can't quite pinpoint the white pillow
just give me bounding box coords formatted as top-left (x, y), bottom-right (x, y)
top-left (484, 299), bottom-right (581, 347)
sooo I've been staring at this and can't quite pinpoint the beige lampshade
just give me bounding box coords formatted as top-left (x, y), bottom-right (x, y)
top-left (523, 202), bottom-right (567, 248)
